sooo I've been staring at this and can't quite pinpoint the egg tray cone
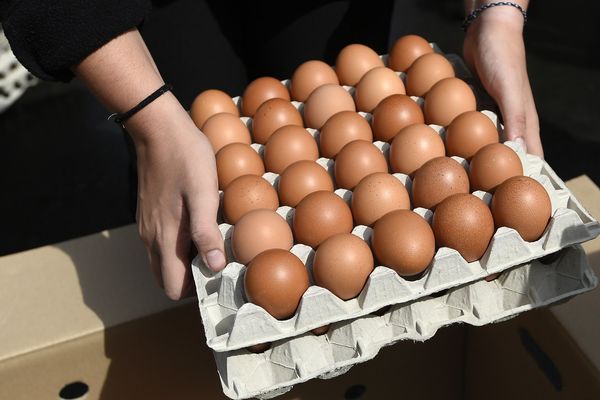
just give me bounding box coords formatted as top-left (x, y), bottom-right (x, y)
top-left (207, 244), bottom-right (596, 399)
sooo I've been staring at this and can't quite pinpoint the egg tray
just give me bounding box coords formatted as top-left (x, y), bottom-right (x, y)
top-left (192, 110), bottom-right (600, 352)
top-left (209, 244), bottom-right (597, 399)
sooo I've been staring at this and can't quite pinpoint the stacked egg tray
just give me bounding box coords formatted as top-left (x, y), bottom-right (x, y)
top-left (207, 245), bottom-right (596, 399)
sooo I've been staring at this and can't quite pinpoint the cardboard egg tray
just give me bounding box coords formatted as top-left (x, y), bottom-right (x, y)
top-left (208, 244), bottom-right (597, 399)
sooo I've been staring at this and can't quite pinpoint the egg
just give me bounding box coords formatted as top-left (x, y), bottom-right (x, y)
top-left (223, 174), bottom-right (279, 224)
top-left (201, 112), bottom-right (251, 153)
top-left (264, 125), bottom-right (319, 174)
top-left (371, 210), bottom-right (435, 276)
top-left (278, 160), bottom-right (334, 207)
top-left (424, 77), bottom-right (476, 126)
top-left (311, 325), bottom-right (330, 335)
top-left (241, 76), bottom-right (290, 117)
top-left (432, 193), bottom-right (495, 262)
top-left (371, 94), bottom-right (424, 142)
top-left (405, 53), bottom-right (455, 97)
top-left (216, 143), bottom-right (265, 189)
top-left (334, 140), bottom-right (388, 189)
top-left (354, 67), bottom-right (406, 112)
top-left (319, 111), bottom-right (373, 158)
top-left (231, 209), bottom-right (293, 265)
top-left (469, 143), bottom-right (523, 192)
top-left (313, 233), bottom-right (374, 300)
top-left (190, 89), bottom-right (239, 128)
top-left (491, 176), bottom-right (552, 242)
top-left (389, 123), bottom-right (446, 176)
top-left (291, 60), bottom-right (339, 102)
top-left (351, 172), bottom-right (410, 226)
top-left (335, 44), bottom-right (384, 86)
top-left (293, 191), bottom-right (353, 248)
top-left (412, 156), bottom-right (470, 210)
top-left (445, 111), bottom-right (499, 160)
top-left (389, 34), bottom-right (433, 72)
top-left (247, 343), bottom-right (271, 353)
top-left (244, 249), bottom-right (309, 320)
top-left (252, 98), bottom-right (303, 144)
top-left (303, 84), bottom-right (356, 129)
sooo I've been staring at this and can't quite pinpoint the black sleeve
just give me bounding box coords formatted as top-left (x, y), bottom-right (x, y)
top-left (0, 0), bottom-right (151, 82)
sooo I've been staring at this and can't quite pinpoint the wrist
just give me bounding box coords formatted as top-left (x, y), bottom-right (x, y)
top-left (464, 1), bottom-right (528, 33)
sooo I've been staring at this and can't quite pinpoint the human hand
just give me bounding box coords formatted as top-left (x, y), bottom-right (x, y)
top-left (463, 4), bottom-right (543, 157)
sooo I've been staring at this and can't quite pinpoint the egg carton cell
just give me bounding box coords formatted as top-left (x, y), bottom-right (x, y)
top-left (208, 245), bottom-right (596, 399)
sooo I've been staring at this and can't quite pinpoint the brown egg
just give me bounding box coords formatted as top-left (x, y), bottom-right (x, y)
top-left (469, 143), bottom-right (523, 192)
top-left (389, 34), bottom-right (433, 72)
top-left (354, 67), bottom-right (406, 112)
top-left (371, 210), bottom-right (435, 276)
top-left (335, 44), bottom-right (384, 86)
top-left (412, 156), bottom-right (470, 210)
top-left (445, 111), bottom-right (499, 160)
top-left (304, 84), bottom-right (356, 129)
top-left (432, 194), bottom-right (495, 262)
top-left (278, 160), bottom-right (334, 207)
top-left (291, 60), bottom-right (339, 102)
top-left (334, 140), bottom-right (388, 190)
top-left (201, 112), bottom-right (251, 153)
top-left (231, 209), bottom-right (293, 265)
top-left (190, 89), bottom-right (239, 128)
top-left (252, 98), bottom-right (303, 144)
top-left (389, 124), bottom-right (446, 176)
top-left (247, 343), bottom-right (271, 353)
top-left (313, 233), bottom-right (374, 300)
top-left (223, 175), bottom-right (279, 224)
top-left (424, 78), bottom-right (477, 126)
top-left (491, 176), bottom-right (552, 242)
top-left (244, 249), bottom-right (309, 320)
top-left (371, 94), bottom-right (424, 142)
top-left (311, 325), bottom-right (330, 335)
top-left (216, 143), bottom-right (265, 190)
top-left (405, 53), bottom-right (455, 97)
top-left (351, 172), bottom-right (410, 226)
top-left (264, 125), bottom-right (319, 174)
top-left (293, 191), bottom-right (353, 248)
top-left (319, 111), bottom-right (373, 158)
top-left (241, 77), bottom-right (290, 117)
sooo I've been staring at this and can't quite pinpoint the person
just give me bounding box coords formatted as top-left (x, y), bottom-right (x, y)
top-left (0, 0), bottom-right (541, 300)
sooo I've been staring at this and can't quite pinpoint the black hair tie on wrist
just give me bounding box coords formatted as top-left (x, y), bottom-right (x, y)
top-left (108, 83), bottom-right (173, 125)
top-left (462, 2), bottom-right (527, 31)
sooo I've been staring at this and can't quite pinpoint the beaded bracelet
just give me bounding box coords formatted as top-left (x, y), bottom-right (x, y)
top-left (108, 83), bottom-right (173, 125)
top-left (462, 2), bottom-right (528, 31)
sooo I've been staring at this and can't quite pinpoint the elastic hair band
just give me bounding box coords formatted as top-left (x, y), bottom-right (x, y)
top-left (108, 83), bottom-right (173, 125)
top-left (462, 2), bottom-right (527, 31)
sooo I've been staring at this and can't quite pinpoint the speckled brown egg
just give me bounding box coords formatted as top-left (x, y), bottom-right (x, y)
top-left (231, 209), bottom-right (293, 265)
top-left (469, 143), bottom-right (523, 192)
top-left (201, 112), bottom-right (251, 153)
top-left (389, 124), bottom-right (446, 176)
top-left (445, 111), bottom-right (499, 160)
top-left (412, 156), bottom-right (470, 210)
top-left (424, 78), bottom-right (476, 126)
top-left (291, 60), bottom-right (339, 102)
top-left (405, 53), bottom-right (455, 97)
top-left (389, 34), bottom-right (433, 72)
top-left (223, 174), bottom-right (279, 224)
top-left (354, 67), bottom-right (406, 112)
top-left (252, 98), bottom-right (303, 144)
top-left (371, 210), bottom-right (435, 276)
top-left (264, 125), bottom-right (319, 174)
top-left (216, 143), bottom-right (265, 190)
top-left (241, 77), bottom-right (290, 117)
top-left (491, 176), bottom-right (552, 242)
top-left (432, 193), bottom-right (495, 262)
top-left (371, 94), bottom-right (424, 142)
top-left (351, 172), bottom-right (410, 226)
top-left (190, 89), bottom-right (239, 128)
top-left (293, 191), bottom-right (353, 248)
top-left (278, 160), bottom-right (334, 207)
top-left (313, 233), bottom-right (374, 300)
top-left (303, 84), bottom-right (356, 129)
top-left (335, 44), bottom-right (384, 86)
top-left (244, 249), bottom-right (309, 320)
top-left (334, 140), bottom-right (388, 190)
top-left (319, 111), bottom-right (373, 158)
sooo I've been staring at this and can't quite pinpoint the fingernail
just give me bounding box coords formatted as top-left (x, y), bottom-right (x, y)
top-left (514, 137), bottom-right (527, 152)
top-left (205, 249), bottom-right (226, 271)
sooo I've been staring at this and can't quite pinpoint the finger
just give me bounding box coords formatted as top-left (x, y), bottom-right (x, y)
top-left (148, 246), bottom-right (164, 288)
top-left (523, 87), bottom-right (544, 158)
top-left (186, 190), bottom-right (226, 272)
top-left (159, 229), bottom-right (193, 300)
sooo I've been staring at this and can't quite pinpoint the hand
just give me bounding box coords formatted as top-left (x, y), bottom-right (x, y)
top-left (463, 5), bottom-right (543, 157)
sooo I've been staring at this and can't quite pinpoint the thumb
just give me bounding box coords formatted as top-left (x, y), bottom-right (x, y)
top-left (187, 193), bottom-right (226, 272)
